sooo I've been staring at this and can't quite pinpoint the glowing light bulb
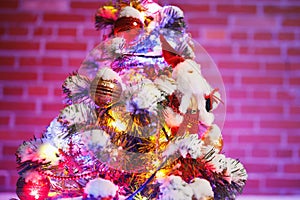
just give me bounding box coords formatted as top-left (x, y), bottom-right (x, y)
top-left (38, 143), bottom-right (59, 165)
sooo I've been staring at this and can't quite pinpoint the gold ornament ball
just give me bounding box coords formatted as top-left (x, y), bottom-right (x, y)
top-left (90, 78), bottom-right (122, 107)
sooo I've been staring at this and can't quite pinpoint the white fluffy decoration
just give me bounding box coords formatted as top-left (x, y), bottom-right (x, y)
top-left (189, 178), bottom-right (214, 200)
top-left (226, 158), bottom-right (248, 184)
top-left (104, 37), bottom-right (126, 57)
top-left (119, 6), bottom-right (143, 22)
top-left (84, 178), bottom-right (118, 198)
top-left (210, 154), bottom-right (227, 173)
top-left (163, 134), bottom-right (204, 159)
top-left (158, 175), bottom-right (193, 200)
top-left (81, 129), bottom-right (111, 150)
top-left (154, 75), bottom-right (177, 95)
top-left (172, 59), bottom-right (214, 126)
top-left (132, 79), bottom-right (163, 112)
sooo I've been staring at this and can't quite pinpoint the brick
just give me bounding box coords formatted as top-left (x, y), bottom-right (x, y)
top-left (0, 0), bottom-right (18, 9)
top-left (189, 17), bottom-right (228, 26)
top-left (265, 62), bottom-right (287, 71)
top-left (0, 72), bottom-right (37, 81)
top-left (278, 32), bottom-right (295, 41)
top-left (264, 6), bottom-right (300, 15)
top-left (290, 106), bottom-right (300, 115)
top-left (0, 130), bottom-right (33, 140)
top-left (0, 41), bottom-right (39, 50)
top-left (244, 179), bottom-right (260, 189)
top-left (68, 57), bottom-right (83, 67)
top-left (0, 160), bottom-right (17, 170)
top-left (22, 0), bottom-right (69, 12)
top-left (226, 148), bottom-right (246, 157)
top-left (0, 116), bottom-right (10, 125)
top-left (8, 27), bottom-right (28, 36)
top-left (83, 28), bottom-right (100, 37)
top-left (221, 75), bottom-right (235, 84)
top-left (0, 101), bottom-right (35, 111)
top-left (0, 175), bottom-right (6, 186)
top-left (254, 47), bottom-right (281, 55)
top-left (242, 76), bottom-right (283, 85)
top-left (54, 88), bottom-right (63, 97)
top-left (205, 29), bottom-right (226, 40)
top-left (15, 116), bottom-right (52, 126)
top-left (276, 149), bottom-right (293, 158)
top-left (217, 5), bottom-right (256, 14)
top-left (230, 32), bottom-right (248, 40)
top-left (174, 4), bottom-right (210, 12)
top-left (289, 78), bottom-right (300, 85)
top-left (0, 13), bottom-right (37, 23)
top-left (28, 86), bottom-right (48, 96)
top-left (3, 86), bottom-right (23, 96)
top-left (43, 13), bottom-right (85, 22)
top-left (240, 105), bottom-right (283, 114)
top-left (260, 120), bottom-right (300, 129)
top-left (252, 91), bottom-right (271, 99)
top-left (0, 56), bottom-right (15, 66)
top-left (34, 27), bottom-right (53, 36)
top-left (45, 42), bottom-right (87, 51)
top-left (202, 45), bottom-right (232, 54)
top-left (251, 148), bottom-right (272, 157)
top-left (225, 120), bottom-right (254, 129)
top-left (287, 135), bottom-right (300, 143)
top-left (228, 90), bottom-right (248, 98)
top-left (239, 134), bottom-right (281, 144)
top-left (42, 103), bottom-right (64, 112)
top-left (218, 61), bottom-right (260, 70)
top-left (235, 17), bottom-right (276, 27)
top-left (288, 48), bottom-right (300, 56)
top-left (254, 32), bottom-right (272, 40)
top-left (70, 1), bottom-right (102, 10)
top-left (239, 46), bottom-right (249, 54)
top-left (20, 57), bottom-right (62, 67)
top-left (3, 145), bottom-right (18, 156)
top-left (42, 73), bottom-right (68, 81)
top-left (276, 91), bottom-right (295, 101)
top-left (283, 18), bottom-right (300, 27)
top-left (266, 179), bottom-right (300, 188)
top-left (58, 28), bottom-right (77, 36)
top-left (284, 164), bottom-right (300, 173)
top-left (245, 163), bottom-right (277, 173)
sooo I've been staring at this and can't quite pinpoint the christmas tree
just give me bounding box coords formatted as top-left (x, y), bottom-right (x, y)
top-left (15, 1), bottom-right (247, 199)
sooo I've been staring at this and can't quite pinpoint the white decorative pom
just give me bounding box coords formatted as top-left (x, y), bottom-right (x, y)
top-left (119, 6), bottom-right (143, 22)
top-left (154, 75), bottom-right (177, 95)
top-left (189, 178), bottom-right (214, 200)
top-left (81, 129), bottom-right (111, 150)
top-left (59, 103), bottom-right (97, 127)
top-left (158, 175), bottom-right (193, 200)
top-left (163, 134), bottom-right (204, 159)
top-left (210, 154), bottom-right (227, 173)
top-left (84, 178), bottom-right (118, 198)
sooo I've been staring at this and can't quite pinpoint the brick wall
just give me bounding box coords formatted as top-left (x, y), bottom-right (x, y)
top-left (0, 0), bottom-right (299, 195)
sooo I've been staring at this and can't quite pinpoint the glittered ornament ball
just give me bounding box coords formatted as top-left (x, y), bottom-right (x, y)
top-left (16, 177), bottom-right (50, 200)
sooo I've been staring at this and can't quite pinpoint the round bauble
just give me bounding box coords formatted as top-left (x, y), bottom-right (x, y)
top-left (90, 78), bottom-right (122, 107)
top-left (16, 176), bottom-right (50, 200)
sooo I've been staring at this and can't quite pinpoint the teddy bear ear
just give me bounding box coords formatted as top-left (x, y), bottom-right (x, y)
top-left (160, 34), bottom-right (185, 68)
